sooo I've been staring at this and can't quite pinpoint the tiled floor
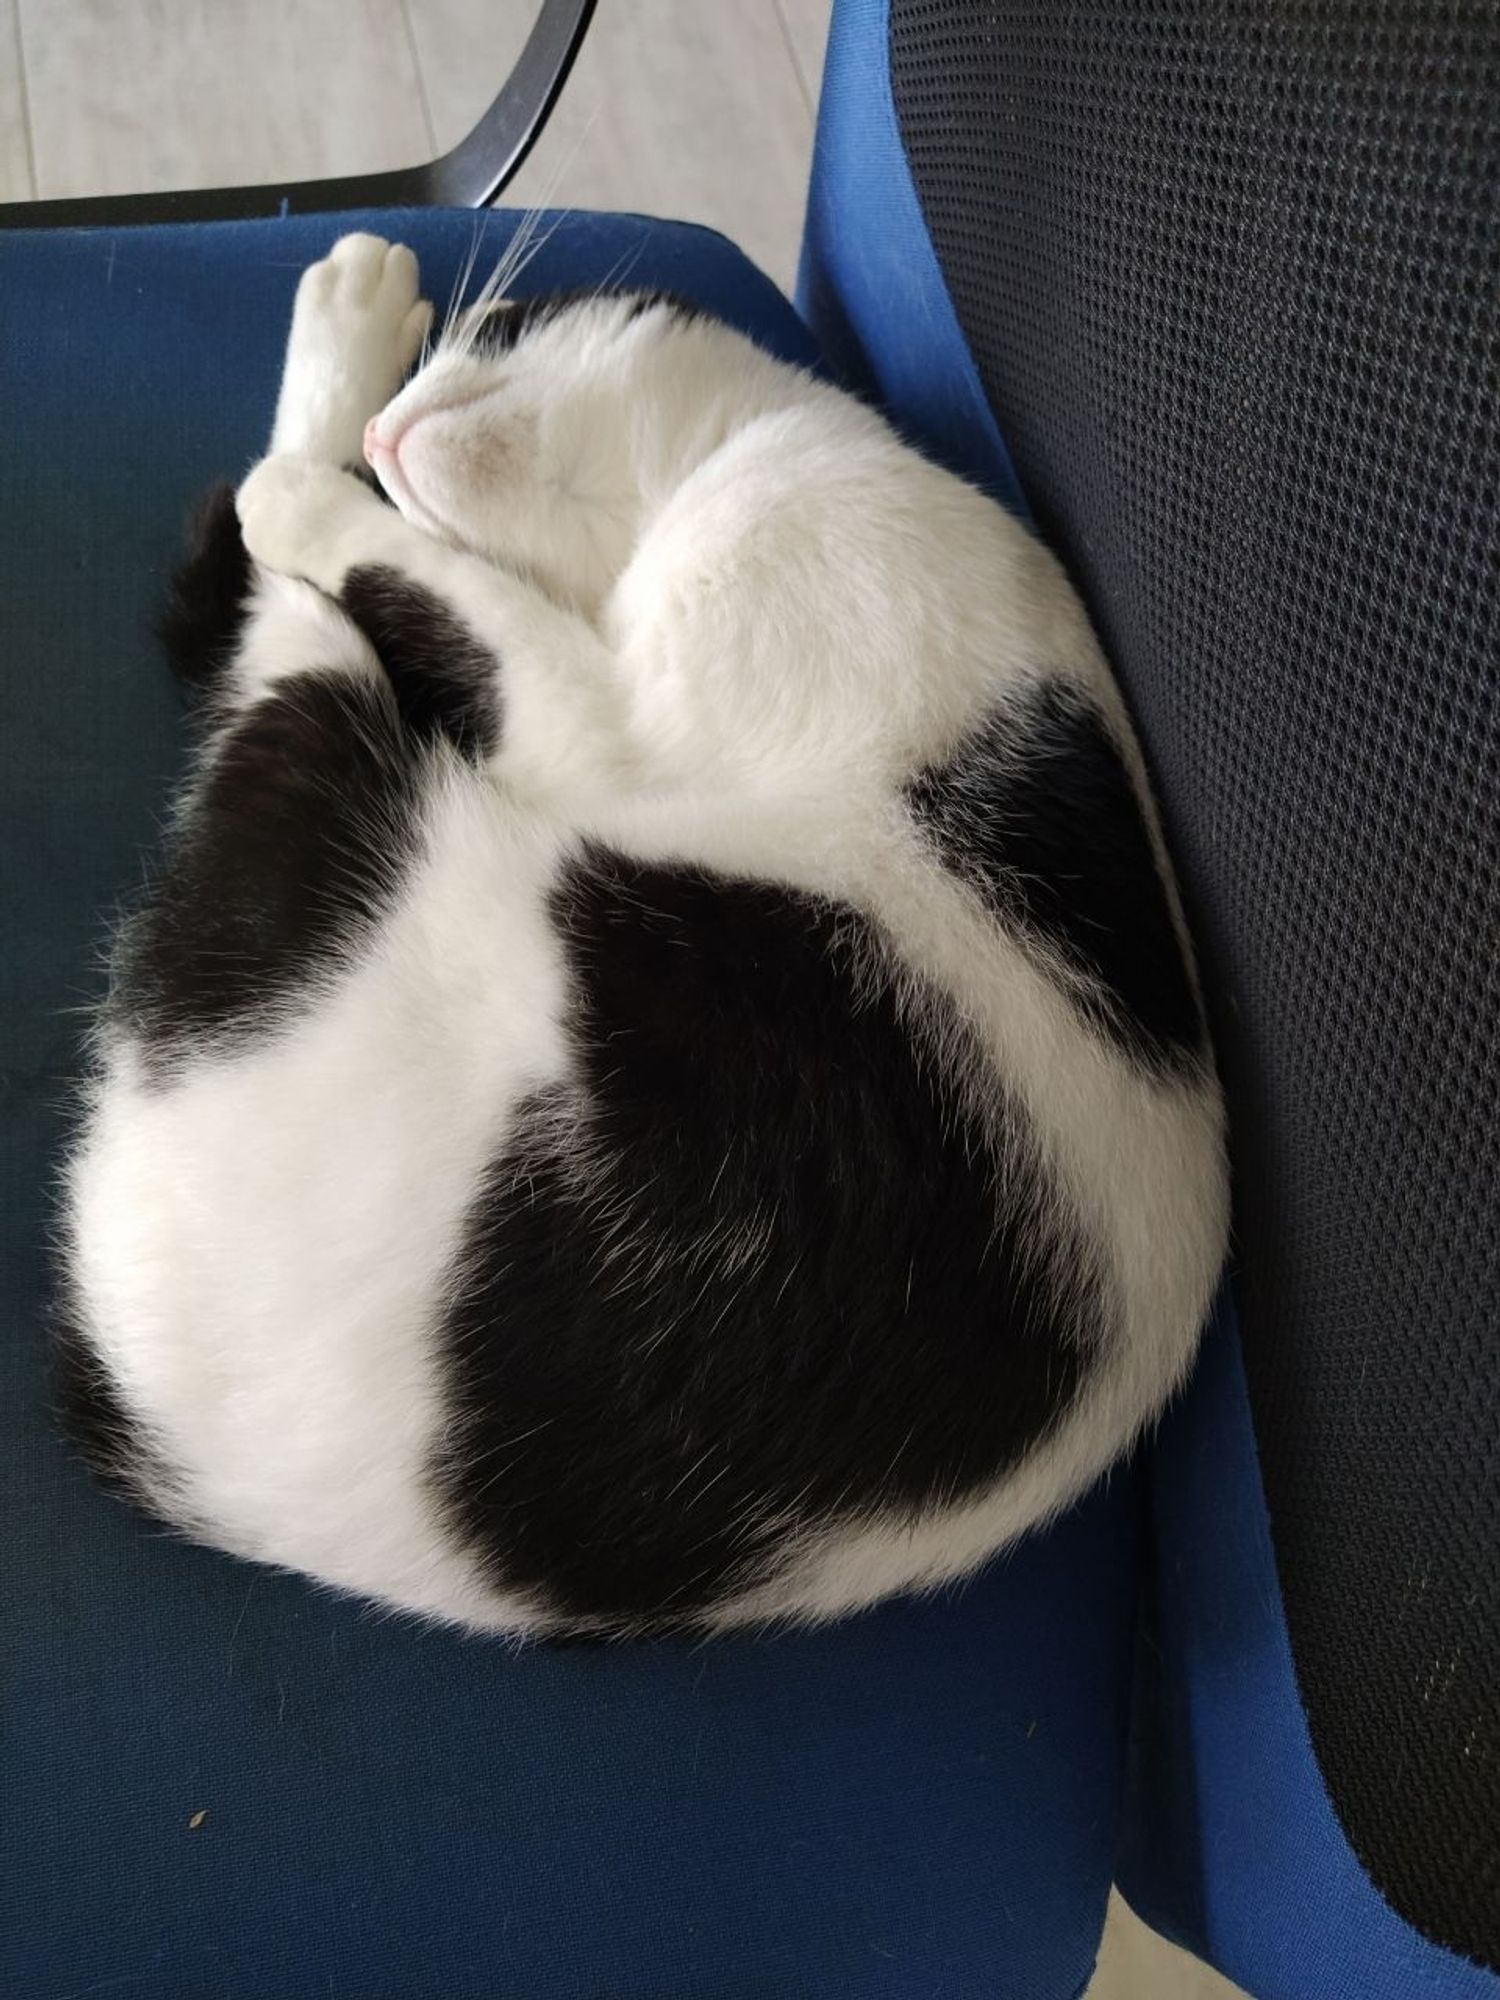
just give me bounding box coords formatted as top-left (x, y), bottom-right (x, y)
top-left (2, 0), bottom-right (826, 291)
top-left (1, 7), bottom-right (1251, 1994)
top-left (1090, 1892), bottom-right (1252, 2000)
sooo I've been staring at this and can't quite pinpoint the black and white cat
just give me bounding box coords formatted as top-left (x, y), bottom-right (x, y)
top-left (59, 233), bottom-right (1227, 1640)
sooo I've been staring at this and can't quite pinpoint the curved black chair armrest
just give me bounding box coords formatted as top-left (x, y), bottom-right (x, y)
top-left (0, 0), bottom-right (596, 228)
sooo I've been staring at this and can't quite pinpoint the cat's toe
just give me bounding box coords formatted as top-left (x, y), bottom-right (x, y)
top-left (299, 235), bottom-right (419, 329)
top-left (373, 240), bottom-right (421, 312)
top-left (397, 298), bottom-right (435, 373)
top-left (312, 235), bottom-right (420, 325)
top-left (326, 231), bottom-right (399, 299)
top-left (305, 237), bottom-right (426, 375)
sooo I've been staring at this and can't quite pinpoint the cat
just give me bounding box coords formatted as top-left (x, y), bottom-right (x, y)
top-left (57, 232), bottom-right (1228, 1641)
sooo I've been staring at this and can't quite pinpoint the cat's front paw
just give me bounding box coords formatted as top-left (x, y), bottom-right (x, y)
top-left (237, 455), bottom-right (376, 587)
top-left (270, 234), bottom-right (434, 465)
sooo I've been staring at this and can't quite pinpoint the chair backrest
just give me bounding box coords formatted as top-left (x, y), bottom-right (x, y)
top-left (803, 4), bottom-right (1499, 1994)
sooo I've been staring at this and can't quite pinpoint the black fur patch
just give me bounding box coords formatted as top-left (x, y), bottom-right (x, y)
top-left (462, 292), bottom-right (578, 354)
top-left (907, 683), bottom-right (1203, 1070)
top-left (156, 484), bottom-right (254, 706)
top-left (50, 1282), bottom-right (160, 1509)
top-left (621, 289), bottom-right (705, 326)
top-left (432, 851), bottom-right (1096, 1633)
top-left (116, 670), bottom-right (419, 1060)
top-left (340, 564), bottom-right (501, 760)
top-left (462, 288), bottom-right (703, 356)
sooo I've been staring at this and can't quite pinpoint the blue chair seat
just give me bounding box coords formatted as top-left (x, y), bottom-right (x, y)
top-left (0, 209), bottom-right (1135, 2000)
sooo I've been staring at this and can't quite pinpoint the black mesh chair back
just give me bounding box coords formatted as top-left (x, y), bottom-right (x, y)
top-left (887, 0), bottom-right (1499, 1967)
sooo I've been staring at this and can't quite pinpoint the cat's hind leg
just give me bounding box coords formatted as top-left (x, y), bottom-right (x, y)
top-left (121, 498), bottom-right (422, 1067)
top-left (158, 480), bottom-right (384, 726)
top-left (156, 484), bottom-right (254, 712)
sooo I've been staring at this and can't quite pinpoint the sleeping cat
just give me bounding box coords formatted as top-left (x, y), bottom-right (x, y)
top-left (58, 233), bottom-right (1227, 1640)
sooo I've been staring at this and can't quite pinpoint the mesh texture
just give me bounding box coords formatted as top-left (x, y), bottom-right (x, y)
top-left (888, 0), bottom-right (1500, 1967)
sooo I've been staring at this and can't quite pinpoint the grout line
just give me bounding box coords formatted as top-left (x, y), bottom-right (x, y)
top-left (12, 0), bottom-right (40, 200)
top-left (770, 0), bottom-right (817, 124)
top-left (397, 0), bottom-right (439, 160)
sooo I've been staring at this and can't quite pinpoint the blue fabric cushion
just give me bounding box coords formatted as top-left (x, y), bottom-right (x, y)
top-left (799, 2), bottom-right (1500, 1994)
top-left (1118, 1302), bottom-right (1500, 2000)
top-left (798, 0), bottom-right (1024, 511)
top-left (1, 207), bottom-right (1133, 2000)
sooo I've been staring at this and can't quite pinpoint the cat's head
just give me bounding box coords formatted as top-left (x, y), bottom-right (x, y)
top-left (363, 291), bottom-right (762, 613)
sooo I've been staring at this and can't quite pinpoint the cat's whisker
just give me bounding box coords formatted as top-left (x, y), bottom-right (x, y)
top-left (447, 220), bottom-right (485, 323)
top-left (443, 101), bottom-right (603, 354)
top-left (428, 224), bottom-right (486, 359)
top-left (590, 238), bottom-right (650, 302)
top-left (487, 200), bottom-right (572, 311)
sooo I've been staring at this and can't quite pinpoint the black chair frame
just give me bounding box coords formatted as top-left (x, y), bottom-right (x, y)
top-left (0, 0), bottom-right (596, 229)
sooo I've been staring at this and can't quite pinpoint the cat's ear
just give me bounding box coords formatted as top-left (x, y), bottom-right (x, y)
top-left (452, 296), bottom-right (547, 357)
top-left (449, 291), bottom-right (608, 357)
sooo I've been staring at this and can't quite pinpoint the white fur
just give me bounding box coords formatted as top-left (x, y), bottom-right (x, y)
top-left (74, 773), bottom-right (568, 1629)
top-left (65, 236), bottom-right (1228, 1635)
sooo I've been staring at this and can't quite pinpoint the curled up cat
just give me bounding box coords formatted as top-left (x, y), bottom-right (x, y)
top-left (57, 233), bottom-right (1228, 1640)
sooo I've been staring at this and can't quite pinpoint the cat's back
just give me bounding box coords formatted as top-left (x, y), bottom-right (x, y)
top-left (437, 387), bottom-right (1229, 1631)
top-left (607, 379), bottom-right (1116, 813)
